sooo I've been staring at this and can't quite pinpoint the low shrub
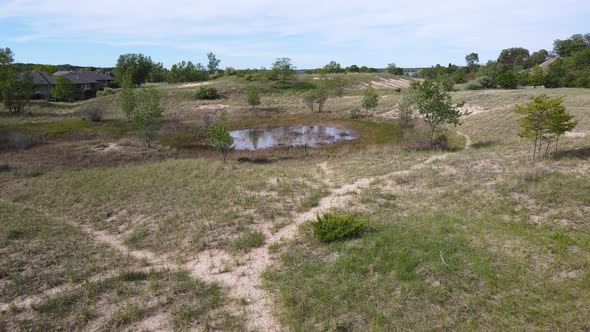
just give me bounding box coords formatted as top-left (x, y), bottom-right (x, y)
top-left (310, 213), bottom-right (367, 243)
top-left (0, 130), bottom-right (46, 151)
top-left (82, 104), bottom-right (104, 122)
top-left (97, 87), bottom-right (118, 97)
top-left (350, 107), bottom-right (361, 119)
top-left (195, 86), bottom-right (219, 100)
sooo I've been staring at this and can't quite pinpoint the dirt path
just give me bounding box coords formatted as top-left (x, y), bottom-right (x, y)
top-left (1, 150), bottom-right (458, 331)
top-left (457, 131), bottom-right (472, 149)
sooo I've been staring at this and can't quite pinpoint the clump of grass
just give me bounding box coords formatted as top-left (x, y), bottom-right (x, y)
top-left (230, 230), bottom-right (265, 252)
top-left (310, 213), bottom-right (367, 243)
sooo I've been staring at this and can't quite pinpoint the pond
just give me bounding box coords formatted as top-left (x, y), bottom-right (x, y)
top-left (230, 125), bottom-right (357, 151)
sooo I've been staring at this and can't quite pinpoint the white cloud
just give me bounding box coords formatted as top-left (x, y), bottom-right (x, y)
top-left (1, 0), bottom-right (589, 67)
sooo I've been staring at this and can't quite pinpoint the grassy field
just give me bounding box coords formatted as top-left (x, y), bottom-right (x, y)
top-left (1, 74), bottom-right (589, 330)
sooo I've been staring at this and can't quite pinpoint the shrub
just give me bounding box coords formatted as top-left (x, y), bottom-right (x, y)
top-left (0, 163), bottom-right (9, 172)
top-left (195, 86), bottom-right (219, 100)
top-left (97, 87), bottom-right (118, 97)
top-left (82, 104), bottom-right (104, 122)
top-left (310, 213), bottom-right (367, 243)
top-left (350, 107), bottom-right (361, 119)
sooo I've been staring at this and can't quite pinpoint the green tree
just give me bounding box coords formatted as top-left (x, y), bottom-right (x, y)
top-left (361, 85), bottom-right (379, 112)
top-left (272, 57), bottom-right (295, 84)
top-left (411, 79), bottom-right (462, 147)
top-left (397, 90), bottom-right (416, 128)
top-left (0, 47), bottom-right (16, 107)
top-left (528, 65), bottom-right (545, 87)
top-left (148, 62), bottom-right (167, 82)
top-left (496, 70), bottom-right (517, 89)
top-left (515, 95), bottom-right (576, 159)
top-left (345, 65), bottom-right (360, 73)
top-left (553, 34), bottom-right (590, 57)
top-left (387, 63), bottom-right (404, 75)
top-left (465, 52), bottom-right (479, 69)
top-left (497, 47), bottom-right (530, 66)
top-left (119, 73), bottom-right (135, 120)
top-left (132, 88), bottom-right (162, 148)
top-left (51, 76), bottom-right (77, 101)
top-left (246, 87), bottom-right (261, 113)
top-left (323, 61), bottom-right (342, 73)
top-left (208, 113), bottom-right (234, 161)
top-left (315, 86), bottom-right (329, 113)
top-left (331, 75), bottom-right (349, 98)
top-left (528, 49), bottom-right (549, 67)
top-left (207, 52), bottom-right (221, 74)
top-left (114, 53), bottom-right (154, 86)
top-left (2, 74), bottom-right (34, 113)
top-left (303, 90), bottom-right (316, 112)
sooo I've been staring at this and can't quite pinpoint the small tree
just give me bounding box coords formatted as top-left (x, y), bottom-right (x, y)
top-left (331, 76), bottom-right (349, 98)
top-left (246, 87), bottom-right (261, 113)
top-left (272, 57), bottom-right (295, 85)
top-left (119, 73), bottom-right (135, 121)
top-left (316, 86), bottom-right (329, 113)
top-left (361, 85), bottom-right (379, 112)
top-left (52, 76), bottom-right (77, 101)
top-left (411, 79), bottom-right (462, 147)
top-left (397, 90), bottom-right (416, 128)
top-left (207, 52), bottom-right (221, 74)
top-left (208, 113), bottom-right (234, 161)
top-left (2, 74), bottom-right (34, 113)
top-left (515, 94), bottom-right (577, 159)
top-left (303, 90), bottom-right (316, 112)
top-left (132, 88), bottom-right (162, 148)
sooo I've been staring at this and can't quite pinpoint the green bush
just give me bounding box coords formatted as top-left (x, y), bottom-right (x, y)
top-left (310, 213), bottom-right (367, 243)
top-left (195, 86), bottom-right (219, 100)
top-left (97, 87), bottom-right (118, 97)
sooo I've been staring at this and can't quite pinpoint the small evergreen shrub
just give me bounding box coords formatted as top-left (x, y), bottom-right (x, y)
top-left (311, 213), bottom-right (367, 243)
top-left (195, 86), bottom-right (219, 100)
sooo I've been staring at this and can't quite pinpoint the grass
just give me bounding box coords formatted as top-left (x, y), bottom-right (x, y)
top-left (1, 74), bottom-right (589, 330)
top-left (230, 230), bottom-right (266, 252)
top-left (0, 158), bottom-right (324, 259)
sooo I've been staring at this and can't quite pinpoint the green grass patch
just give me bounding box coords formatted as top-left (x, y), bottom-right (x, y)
top-left (230, 230), bottom-right (266, 252)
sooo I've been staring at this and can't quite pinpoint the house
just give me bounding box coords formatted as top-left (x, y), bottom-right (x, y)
top-left (19, 69), bottom-right (114, 100)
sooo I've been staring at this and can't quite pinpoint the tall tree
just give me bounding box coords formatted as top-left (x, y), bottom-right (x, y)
top-left (207, 52), bottom-right (221, 74)
top-left (411, 79), bottom-right (462, 147)
top-left (114, 53), bottom-right (154, 87)
top-left (2, 74), bottom-right (34, 113)
top-left (119, 73), bottom-right (135, 120)
top-left (465, 52), bottom-right (480, 68)
top-left (272, 57), bottom-right (295, 85)
top-left (323, 61), bottom-right (342, 73)
top-left (497, 47), bottom-right (530, 66)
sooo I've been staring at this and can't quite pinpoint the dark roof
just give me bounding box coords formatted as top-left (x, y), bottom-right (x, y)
top-left (53, 70), bottom-right (114, 84)
top-left (18, 70), bottom-right (56, 85)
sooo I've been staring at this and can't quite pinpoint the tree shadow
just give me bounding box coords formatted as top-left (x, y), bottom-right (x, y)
top-left (236, 157), bottom-right (275, 164)
top-left (552, 147), bottom-right (590, 160)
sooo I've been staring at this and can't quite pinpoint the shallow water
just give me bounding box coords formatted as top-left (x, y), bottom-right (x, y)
top-left (230, 125), bottom-right (356, 151)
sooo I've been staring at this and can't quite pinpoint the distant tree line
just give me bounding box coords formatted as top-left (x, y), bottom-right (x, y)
top-left (419, 32), bottom-right (590, 90)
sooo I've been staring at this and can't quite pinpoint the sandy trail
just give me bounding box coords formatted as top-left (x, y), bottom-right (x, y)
top-left (0, 141), bottom-right (469, 330)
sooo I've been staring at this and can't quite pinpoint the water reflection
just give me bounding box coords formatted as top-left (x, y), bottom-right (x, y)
top-left (230, 125), bottom-right (356, 151)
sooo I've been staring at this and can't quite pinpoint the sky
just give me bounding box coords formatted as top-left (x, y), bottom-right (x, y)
top-left (0, 0), bottom-right (589, 69)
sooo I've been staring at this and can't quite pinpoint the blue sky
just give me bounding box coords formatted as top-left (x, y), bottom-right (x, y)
top-left (1, 0), bottom-right (589, 69)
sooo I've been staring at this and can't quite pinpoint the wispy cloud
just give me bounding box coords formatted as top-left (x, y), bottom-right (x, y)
top-left (0, 0), bottom-right (588, 67)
